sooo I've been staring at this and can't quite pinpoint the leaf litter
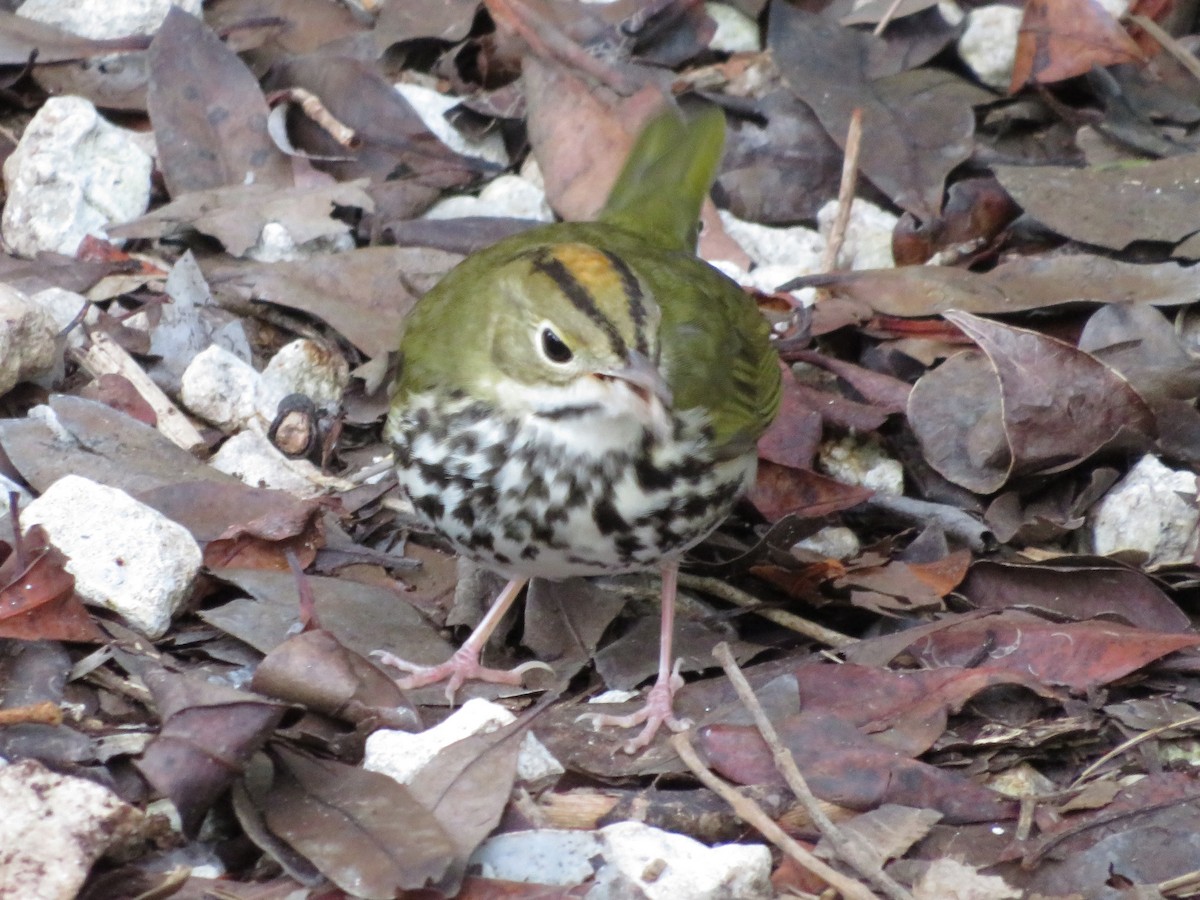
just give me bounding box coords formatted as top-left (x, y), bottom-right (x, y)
top-left (3, 0), bottom-right (1200, 897)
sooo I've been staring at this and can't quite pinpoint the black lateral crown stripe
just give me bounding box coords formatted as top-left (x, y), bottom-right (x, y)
top-left (531, 249), bottom-right (627, 358)
top-left (600, 250), bottom-right (649, 355)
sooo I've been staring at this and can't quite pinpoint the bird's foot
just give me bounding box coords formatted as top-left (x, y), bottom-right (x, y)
top-left (579, 660), bottom-right (692, 753)
top-left (373, 646), bottom-right (552, 703)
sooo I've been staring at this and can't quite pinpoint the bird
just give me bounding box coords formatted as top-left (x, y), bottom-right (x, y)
top-left (378, 105), bottom-right (781, 752)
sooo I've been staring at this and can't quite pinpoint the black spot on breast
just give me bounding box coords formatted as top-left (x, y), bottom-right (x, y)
top-left (635, 456), bottom-right (674, 491)
top-left (417, 460), bottom-right (450, 488)
top-left (524, 479), bottom-right (550, 502)
top-left (415, 495), bottom-right (444, 521)
top-left (592, 496), bottom-right (629, 536)
top-left (451, 501), bottom-right (475, 527)
top-left (615, 534), bottom-right (644, 559)
top-left (521, 545), bottom-right (540, 560)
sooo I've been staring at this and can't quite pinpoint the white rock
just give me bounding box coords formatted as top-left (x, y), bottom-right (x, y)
top-left (180, 344), bottom-right (261, 432)
top-left (0, 285), bottom-right (58, 394)
top-left (256, 339), bottom-right (349, 422)
top-left (471, 829), bottom-right (603, 884)
top-left (2, 96), bottom-right (152, 257)
top-left (705, 3), bottom-right (761, 54)
top-left (793, 525), bottom-right (862, 561)
top-left (959, 6), bottom-right (1022, 90)
top-left (1090, 455), bottom-right (1200, 567)
top-left (423, 174), bottom-right (554, 222)
top-left (244, 222), bottom-right (357, 264)
top-left (209, 430), bottom-right (326, 498)
top-left (22, 474), bottom-right (202, 638)
top-left (29, 287), bottom-right (99, 351)
top-left (817, 198), bottom-right (897, 270)
top-left (717, 209), bottom-right (824, 269)
top-left (469, 822), bottom-right (773, 899)
top-left (593, 821), bottom-right (772, 900)
top-left (17, 0), bottom-right (201, 38)
top-left (365, 697), bottom-right (565, 786)
top-left (395, 83), bottom-right (509, 167)
top-left (818, 434), bottom-right (905, 496)
top-left (0, 758), bottom-right (144, 900)
top-left (1096, 0), bottom-right (1132, 17)
top-left (714, 210), bottom-right (824, 303)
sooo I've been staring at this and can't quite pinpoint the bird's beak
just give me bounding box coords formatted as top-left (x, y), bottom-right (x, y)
top-left (600, 350), bottom-right (673, 409)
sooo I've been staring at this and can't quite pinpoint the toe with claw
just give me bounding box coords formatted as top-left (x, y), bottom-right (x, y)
top-left (579, 659), bottom-right (692, 753)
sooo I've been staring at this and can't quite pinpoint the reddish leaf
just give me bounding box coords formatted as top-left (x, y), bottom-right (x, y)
top-left (749, 459), bottom-right (873, 523)
top-left (0, 526), bottom-right (103, 642)
top-left (700, 712), bottom-right (1016, 824)
top-left (1011, 0), bottom-right (1143, 92)
top-left (905, 610), bottom-right (1200, 690)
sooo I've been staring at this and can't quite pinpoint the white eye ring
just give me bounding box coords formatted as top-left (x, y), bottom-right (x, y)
top-left (539, 325), bottom-right (573, 364)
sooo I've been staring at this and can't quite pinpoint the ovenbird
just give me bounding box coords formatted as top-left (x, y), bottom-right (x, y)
top-left (380, 106), bottom-right (781, 751)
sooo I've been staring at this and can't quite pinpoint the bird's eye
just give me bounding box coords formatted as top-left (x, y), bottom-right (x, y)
top-left (540, 327), bottom-right (573, 364)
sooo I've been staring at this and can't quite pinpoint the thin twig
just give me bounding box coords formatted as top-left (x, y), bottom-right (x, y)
top-left (270, 87), bottom-right (359, 148)
top-left (819, 107), bottom-right (864, 293)
top-left (678, 573), bottom-right (856, 649)
top-left (1128, 14), bottom-right (1200, 85)
top-left (670, 731), bottom-right (881, 900)
top-left (714, 643), bottom-right (914, 900)
top-left (872, 0), bottom-right (909, 36)
top-left (1071, 712), bottom-right (1200, 788)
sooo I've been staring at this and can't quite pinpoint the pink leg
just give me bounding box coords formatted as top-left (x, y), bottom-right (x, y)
top-left (581, 562), bottom-right (691, 752)
top-left (374, 576), bottom-right (549, 701)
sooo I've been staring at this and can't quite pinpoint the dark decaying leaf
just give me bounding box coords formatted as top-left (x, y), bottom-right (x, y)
top-left (405, 716), bottom-right (525, 894)
top-left (265, 54), bottom-right (489, 187)
top-left (961, 559), bottom-right (1191, 633)
top-left (251, 628), bottom-right (418, 731)
top-left (133, 664), bottom-right (286, 835)
top-left (138, 481), bottom-right (327, 569)
top-left (893, 177), bottom-right (1021, 266)
top-left (700, 711), bottom-right (1017, 824)
top-left (522, 577), bottom-right (627, 690)
top-left (109, 180), bottom-right (375, 257)
top-left (909, 311), bottom-right (1156, 493)
top-left (206, 564), bottom-right (453, 653)
top-left (984, 466), bottom-right (1120, 544)
top-left (716, 90), bottom-right (843, 224)
top-left (203, 246), bottom-right (463, 358)
top-left (0, 395), bottom-right (224, 496)
top-left (147, 6), bottom-right (292, 197)
top-left (264, 744), bottom-right (456, 897)
top-left (1012, 773), bottom-right (1200, 896)
top-left (768, 2), bottom-right (987, 220)
top-left (994, 154), bottom-right (1200, 251)
top-left (796, 256), bottom-right (1200, 318)
top-left (594, 613), bottom-right (762, 692)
